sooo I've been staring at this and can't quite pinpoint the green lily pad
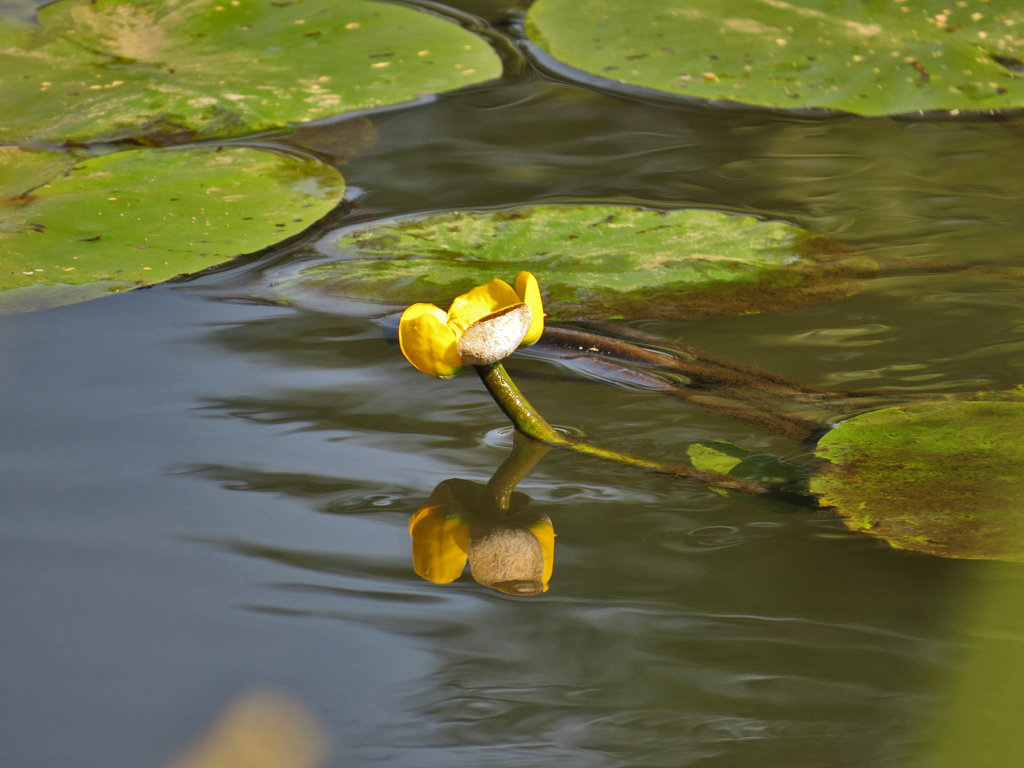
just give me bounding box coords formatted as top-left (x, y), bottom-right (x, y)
top-left (525, 0), bottom-right (1024, 115)
top-left (0, 146), bottom-right (75, 197)
top-left (273, 205), bottom-right (873, 319)
top-left (0, 145), bottom-right (345, 314)
top-left (811, 390), bottom-right (1024, 561)
top-left (1, 0), bottom-right (501, 144)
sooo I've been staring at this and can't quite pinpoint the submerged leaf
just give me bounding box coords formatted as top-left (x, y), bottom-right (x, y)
top-left (811, 390), bottom-right (1024, 561)
top-left (688, 440), bottom-right (811, 491)
top-left (274, 205), bottom-right (873, 319)
top-left (0, 145), bottom-right (345, 314)
top-left (687, 443), bottom-right (745, 476)
top-left (525, 0), bottom-right (1024, 116)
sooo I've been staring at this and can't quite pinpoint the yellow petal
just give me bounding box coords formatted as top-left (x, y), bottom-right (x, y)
top-left (514, 271), bottom-right (544, 345)
top-left (528, 518), bottom-right (556, 592)
top-left (446, 279), bottom-right (522, 335)
top-left (409, 505), bottom-right (470, 584)
top-left (398, 303), bottom-right (464, 378)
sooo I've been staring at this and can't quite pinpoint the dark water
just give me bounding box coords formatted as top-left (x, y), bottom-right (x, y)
top-left (4, 2), bottom-right (1024, 766)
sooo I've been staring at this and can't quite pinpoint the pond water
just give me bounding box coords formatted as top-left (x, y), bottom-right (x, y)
top-left (4, 2), bottom-right (1024, 766)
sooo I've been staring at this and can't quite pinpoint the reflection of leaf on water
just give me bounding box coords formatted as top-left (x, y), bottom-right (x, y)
top-left (811, 389), bottom-right (1024, 562)
top-left (526, 0), bottom-right (1024, 115)
top-left (204, 538), bottom-right (414, 584)
top-left (923, 564), bottom-right (1024, 766)
top-left (274, 205), bottom-right (875, 320)
top-left (286, 116), bottom-right (379, 166)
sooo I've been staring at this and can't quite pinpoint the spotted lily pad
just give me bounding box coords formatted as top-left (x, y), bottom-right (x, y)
top-left (0, 145), bottom-right (345, 314)
top-left (811, 390), bottom-right (1024, 561)
top-left (525, 0), bottom-right (1024, 115)
top-left (1, 0), bottom-right (501, 144)
top-left (273, 205), bottom-right (873, 319)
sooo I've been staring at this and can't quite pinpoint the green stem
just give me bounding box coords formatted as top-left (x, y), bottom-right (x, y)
top-left (475, 362), bottom-right (771, 496)
top-left (484, 432), bottom-right (551, 511)
top-left (539, 326), bottom-right (926, 442)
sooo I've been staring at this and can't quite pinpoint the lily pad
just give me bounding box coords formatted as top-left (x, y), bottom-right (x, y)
top-left (273, 205), bottom-right (873, 319)
top-left (811, 390), bottom-right (1024, 561)
top-left (0, 145), bottom-right (345, 314)
top-left (0, 146), bottom-right (74, 197)
top-left (525, 0), bottom-right (1024, 115)
top-left (1, 0), bottom-right (501, 144)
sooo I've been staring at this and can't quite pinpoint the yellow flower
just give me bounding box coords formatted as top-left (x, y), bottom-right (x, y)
top-left (398, 271), bottom-right (544, 378)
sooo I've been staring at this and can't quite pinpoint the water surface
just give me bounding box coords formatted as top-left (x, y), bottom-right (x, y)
top-left (3, 2), bottom-right (1024, 766)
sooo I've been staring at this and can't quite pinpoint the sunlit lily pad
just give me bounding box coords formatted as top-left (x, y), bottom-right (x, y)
top-left (811, 390), bottom-right (1024, 561)
top-left (525, 0), bottom-right (1024, 115)
top-left (274, 205), bottom-right (873, 319)
top-left (0, 146), bottom-right (74, 197)
top-left (0, 145), bottom-right (345, 314)
top-left (1, 0), bottom-right (501, 144)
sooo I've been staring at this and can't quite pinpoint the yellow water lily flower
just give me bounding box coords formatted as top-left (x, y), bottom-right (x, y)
top-left (399, 271), bottom-right (544, 378)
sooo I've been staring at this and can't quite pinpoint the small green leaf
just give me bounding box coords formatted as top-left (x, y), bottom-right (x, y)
top-left (0, 145), bottom-right (345, 314)
top-left (688, 443), bottom-right (745, 476)
top-left (689, 440), bottom-right (811, 491)
top-left (1, 0), bottom-right (501, 144)
top-left (811, 390), bottom-right (1024, 561)
top-left (525, 0), bottom-right (1024, 116)
top-left (274, 205), bottom-right (873, 319)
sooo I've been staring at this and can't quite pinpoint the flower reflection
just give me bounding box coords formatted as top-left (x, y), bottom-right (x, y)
top-left (409, 434), bottom-right (554, 595)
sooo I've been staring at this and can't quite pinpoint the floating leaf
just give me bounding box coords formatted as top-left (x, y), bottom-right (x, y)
top-left (688, 442), bottom-right (746, 476)
top-left (0, 146), bottom-right (74, 198)
top-left (811, 390), bottom-right (1024, 561)
top-left (525, 0), bottom-right (1024, 116)
top-left (688, 440), bottom-right (811, 491)
top-left (0, 145), bottom-right (345, 314)
top-left (273, 205), bottom-right (873, 319)
top-left (1, 0), bottom-right (501, 144)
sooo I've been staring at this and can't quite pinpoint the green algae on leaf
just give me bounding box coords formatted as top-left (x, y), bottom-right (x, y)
top-left (275, 205), bottom-right (872, 319)
top-left (811, 390), bottom-right (1024, 561)
top-left (0, 145), bottom-right (345, 314)
top-left (0, 0), bottom-right (502, 144)
top-left (525, 0), bottom-right (1024, 116)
